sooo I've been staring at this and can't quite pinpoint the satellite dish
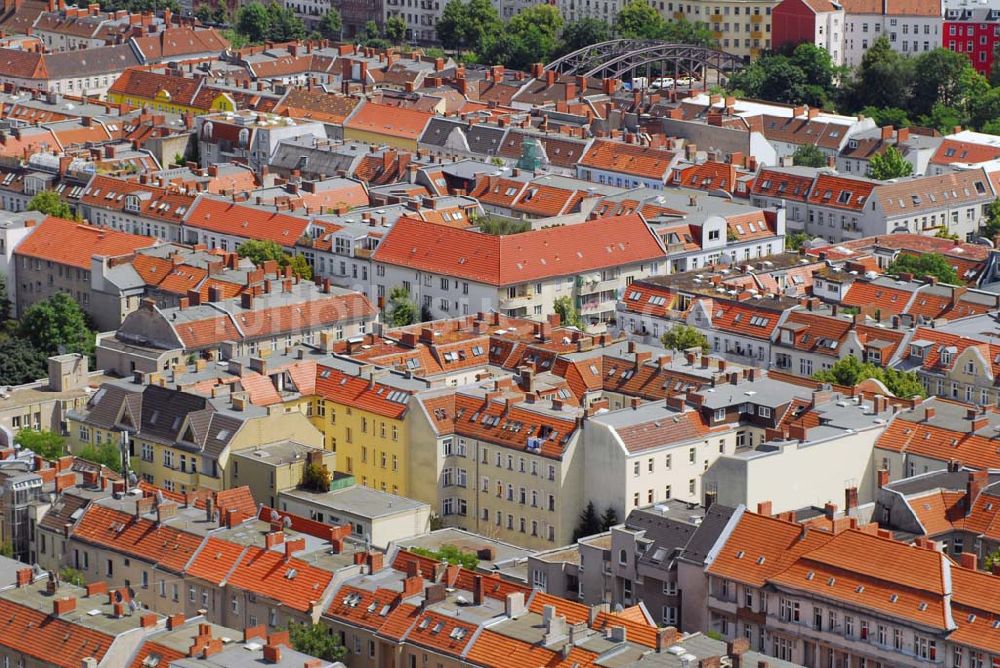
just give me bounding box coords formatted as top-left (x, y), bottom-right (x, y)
top-left (270, 509), bottom-right (280, 522)
top-left (155, 491), bottom-right (164, 504)
top-left (282, 516), bottom-right (292, 528)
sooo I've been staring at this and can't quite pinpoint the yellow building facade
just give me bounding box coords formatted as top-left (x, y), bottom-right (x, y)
top-left (654, 0), bottom-right (779, 59)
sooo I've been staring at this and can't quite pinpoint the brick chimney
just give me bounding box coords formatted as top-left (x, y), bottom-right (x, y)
top-left (966, 470), bottom-right (988, 515)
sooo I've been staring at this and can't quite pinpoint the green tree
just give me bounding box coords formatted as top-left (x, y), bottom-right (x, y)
top-left (661, 324), bottom-right (709, 353)
top-left (886, 252), bottom-right (960, 285)
top-left (410, 545), bottom-right (479, 569)
top-left (237, 240), bottom-right (311, 279)
top-left (0, 338), bottom-right (47, 386)
top-left (436, 0), bottom-right (468, 52)
top-left (361, 20), bottom-right (380, 42)
top-left (792, 144), bottom-right (827, 168)
top-left (859, 106), bottom-right (911, 128)
top-left (553, 296), bottom-right (582, 329)
top-left (910, 49), bottom-right (975, 118)
top-left (287, 254), bottom-right (314, 281)
top-left (813, 356), bottom-right (923, 399)
top-left (14, 429), bottom-right (64, 459)
top-left (785, 231), bottom-right (811, 251)
top-left (572, 500), bottom-right (602, 541)
top-left (557, 18), bottom-right (610, 57)
top-left (287, 623), bottom-right (347, 663)
top-left (18, 293), bottom-right (93, 358)
top-left (385, 15), bottom-right (407, 44)
top-left (387, 286), bottom-right (418, 327)
top-left (477, 217), bottom-right (532, 234)
top-left (318, 8), bottom-right (343, 40)
top-left (236, 1), bottom-right (270, 43)
top-left (614, 0), bottom-right (663, 39)
top-left (986, 548), bottom-right (1000, 571)
top-left (463, 0), bottom-right (502, 49)
top-left (59, 567), bottom-right (85, 586)
top-left (867, 145), bottom-right (913, 180)
top-left (600, 506), bottom-right (619, 530)
top-left (0, 273), bottom-right (11, 322)
top-left (237, 239), bottom-right (284, 265)
top-left (266, 1), bottom-right (307, 41)
top-left (920, 102), bottom-right (966, 135)
top-left (848, 36), bottom-right (914, 111)
top-left (982, 198), bottom-right (1000, 239)
top-left (301, 462), bottom-right (331, 492)
top-left (76, 441), bottom-right (122, 473)
top-left (789, 42), bottom-right (837, 92)
top-left (661, 17), bottom-right (715, 46)
top-left (27, 191), bottom-right (74, 219)
top-left (502, 4), bottom-right (564, 66)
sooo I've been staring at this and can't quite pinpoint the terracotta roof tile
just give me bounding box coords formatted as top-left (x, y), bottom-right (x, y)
top-left (72, 504), bottom-right (201, 573)
top-left (16, 216), bottom-right (155, 269)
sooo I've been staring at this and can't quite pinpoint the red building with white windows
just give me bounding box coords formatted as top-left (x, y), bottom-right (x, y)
top-left (943, 6), bottom-right (1000, 75)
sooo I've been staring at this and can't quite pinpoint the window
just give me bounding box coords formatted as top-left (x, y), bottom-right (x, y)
top-left (778, 597), bottom-right (799, 622)
top-left (757, 406), bottom-right (772, 418)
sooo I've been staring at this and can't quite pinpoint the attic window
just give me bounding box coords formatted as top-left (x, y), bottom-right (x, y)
top-left (755, 555), bottom-right (765, 565)
top-left (837, 191), bottom-right (852, 204)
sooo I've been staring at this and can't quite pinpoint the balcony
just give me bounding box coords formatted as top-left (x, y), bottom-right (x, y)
top-left (354, 247), bottom-right (374, 259)
top-left (499, 291), bottom-right (534, 308)
top-left (577, 277), bottom-right (619, 295)
top-left (751, 13), bottom-right (763, 22)
top-left (580, 298), bottom-right (616, 315)
top-left (710, 13), bottom-right (722, 21)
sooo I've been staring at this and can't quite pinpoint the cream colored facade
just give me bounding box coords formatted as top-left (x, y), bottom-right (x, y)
top-left (229, 442), bottom-right (336, 508)
top-left (654, 0), bottom-right (779, 59)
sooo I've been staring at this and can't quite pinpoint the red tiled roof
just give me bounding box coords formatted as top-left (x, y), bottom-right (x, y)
top-left (806, 173), bottom-right (875, 211)
top-left (578, 139), bottom-right (677, 180)
top-left (183, 198), bottom-right (310, 249)
top-left (314, 364), bottom-right (411, 418)
top-left (72, 504), bottom-right (202, 573)
top-left (129, 641), bottom-right (185, 668)
top-left (0, 596), bottom-right (114, 667)
top-left (15, 216), bottom-right (156, 269)
top-left (345, 101), bottom-right (433, 140)
top-left (186, 537), bottom-right (245, 586)
top-left (226, 547), bottom-right (332, 612)
top-left (372, 215), bottom-right (663, 286)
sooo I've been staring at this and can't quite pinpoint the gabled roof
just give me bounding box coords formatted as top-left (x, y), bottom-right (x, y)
top-left (0, 595), bottom-right (114, 667)
top-left (578, 139), bottom-right (677, 180)
top-left (226, 546), bottom-right (332, 612)
top-left (344, 101), bottom-right (433, 140)
top-left (183, 198), bottom-right (310, 249)
top-left (314, 364), bottom-right (412, 419)
top-left (72, 504), bottom-right (202, 573)
top-left (15, 216), bottom-right (156, 269)
top-left (806, 173), bottom-right (875, 211)
top-left (372, 215), bottom-right (663, 286)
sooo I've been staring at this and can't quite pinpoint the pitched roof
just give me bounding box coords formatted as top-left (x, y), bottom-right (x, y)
top-left (72, 504), bottom-right (202, 573)
top-left (0, 595), bottom-right (114, 667)
top-left (344, 101), bottom-right (433, 140)
top-left (183, 198), bottom-right (310, 248)
top-left (578, 139), bottom-right (677, 180)
top-left (15, 216), bottom-right (156, 269)
top-left (226, 546), bottom-right (332, 612)
top-left (372, 215), bottom-right (663, 285)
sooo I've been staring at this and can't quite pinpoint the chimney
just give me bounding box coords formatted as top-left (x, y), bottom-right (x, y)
top-left (656, 626), bottom-right (679, 652)
top-left (845, 486), bottom-right (858, 513)
top-left (756, 501), bottom-right (772, 517)
top-left (960, 552), bottom-right (978, 570)
top-left (877, 468), bottom-right (890, 488)
top-left (473, 575), bottom-right (485, 605)
top-left (823, 503), bottom-right (837, 520)
top-left (52, 597), bottom-right (76, 616)
top-left (966, 470), bottom-right (988, 515)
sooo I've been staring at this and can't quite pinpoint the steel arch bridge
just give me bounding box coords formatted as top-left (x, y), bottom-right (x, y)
top-left (544, 40), bottom-right (746, 82)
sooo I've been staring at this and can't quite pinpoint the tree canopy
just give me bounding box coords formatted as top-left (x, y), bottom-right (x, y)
top-left (287, 623), bottom-right (347, 663)
top-left (76, 441), bottom-right (122, 473)
top-left (813, 356), bottom-right (924, 399)
top-left (387, 286), bottom-right (418, 327)
top-left (867, 145), bottom-right (913, 180)
top-left (553, 296), bottom-right (582, 329)
top-left (556, 18), bottom-right (610, 58)
top-left (0, 338), bottom-right (48, 386)
top-left (236, 2), bottom-right (305, 44)
top-left (409, 545), bottom-right (479, 569)
top-left (18, 293), bottom-right (93, 359)
top-left (885, 252), bottom-right (960, 285)
top-left (572, 501), bottom-right (602, 541)
top-left (302, 462), bottom-right (331, 492)
top-left (661, 325), bottom-right (709, 353)
top-left (792, 144), bottom-right (827, 168)
top-left (318, 8), bottom-right (343, 40)
top-left (14, 429), bottom-right (64, 459)
top-left (27, 191), bottom-right (75, 219)
top-left (236, 239), bottom-right (313, 280)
